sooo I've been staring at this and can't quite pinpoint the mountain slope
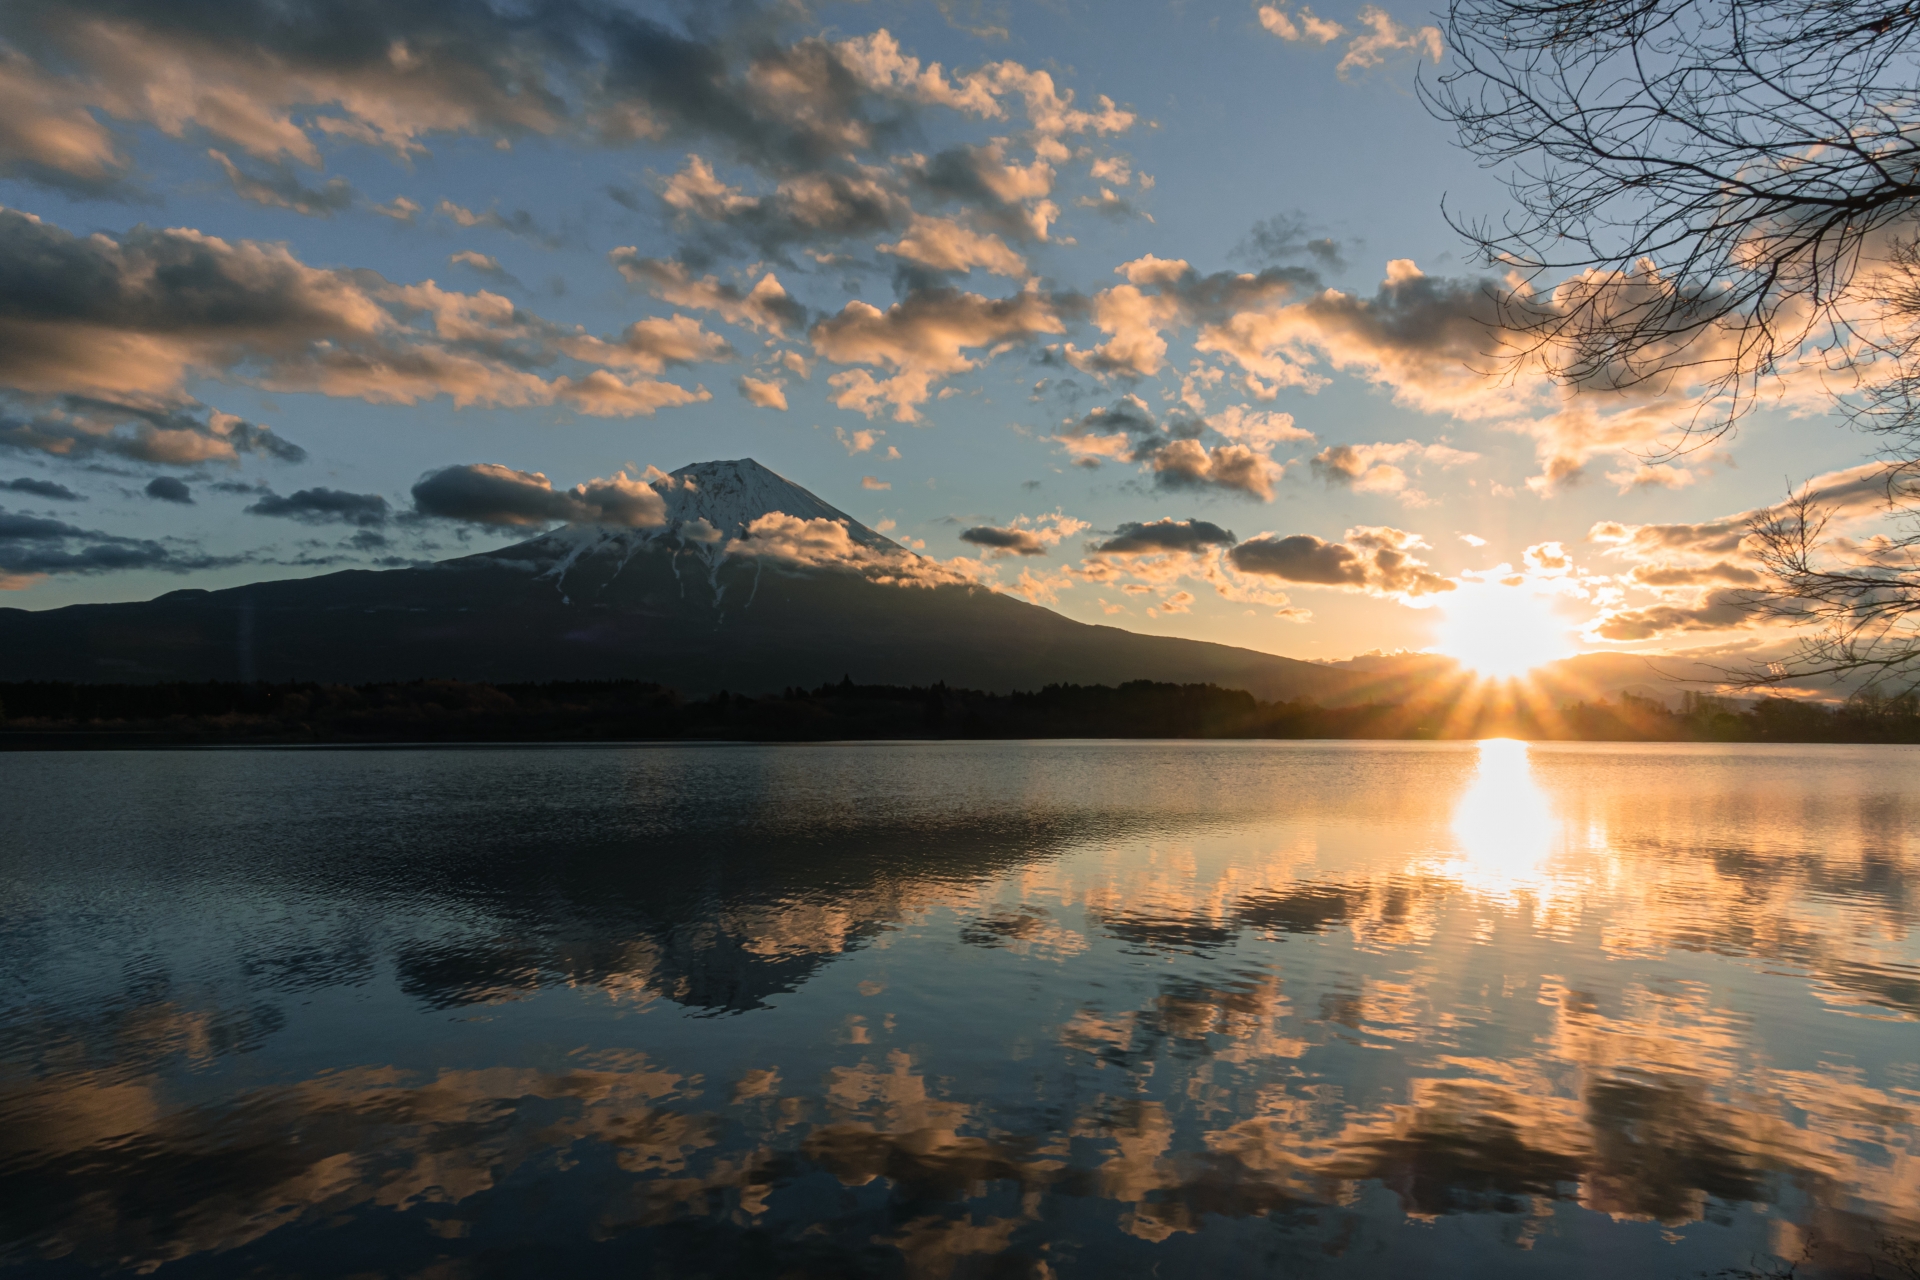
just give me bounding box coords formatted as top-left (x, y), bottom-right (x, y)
top-left (0, 459), bottom-right (1359, 702)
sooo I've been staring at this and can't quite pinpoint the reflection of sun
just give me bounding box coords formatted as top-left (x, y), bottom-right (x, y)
top-left (1446, 738), bottom-right (1564, 903)
top-left (1433, 582), bottom-right (1572, 678)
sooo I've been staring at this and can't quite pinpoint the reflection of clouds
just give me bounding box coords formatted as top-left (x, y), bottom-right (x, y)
top-left (8, 742), bottom-right (1920, 1273)
top-left (1, 1054), bottom-right (705, 1272)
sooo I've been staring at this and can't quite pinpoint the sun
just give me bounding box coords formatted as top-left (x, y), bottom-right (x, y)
top-left (1432, 582), bottom-right (1573, 678)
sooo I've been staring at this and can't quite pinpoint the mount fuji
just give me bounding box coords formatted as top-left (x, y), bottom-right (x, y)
top-left (0, 458), bottom-right (1354, 701)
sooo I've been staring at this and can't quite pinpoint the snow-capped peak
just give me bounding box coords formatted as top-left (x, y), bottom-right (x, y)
top-left (657, 459), bottom-right (898, 550)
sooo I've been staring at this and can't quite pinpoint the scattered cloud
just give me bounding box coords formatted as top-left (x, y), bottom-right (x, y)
top-left (959, 512), bottom-right (1087, 556)
top-left (411, 464), bottom-right (669, 528)
top-left (1229, 525), bottom-right (1453, 596)
top-left (209, 149), bottom-right (354, 216)
top-left (738, 375), bottom-right (788, 410)
top-left (0, 508), bottom-right (232, 585)
top-left (246, 487), bottom-right (392, 527)
top-left (813, 284), bottom-right (1063, 421)
top-left (144, 476), bottom-right (193, 504)
top-left (1094, 518), bottom-right (1237, 555)
top-left (1337, 6), bottom-right (1443, 78)
top-left (1258, 5), bottom-right (1346, 43)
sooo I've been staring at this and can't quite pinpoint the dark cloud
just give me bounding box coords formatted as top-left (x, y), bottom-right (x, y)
top-left (1590, 589), bottom-right (1760, 641)
top-left (1095, 519), bottom-right (1237, 555)
top-left (210, 150), bottom-right (355, 216)
top-left (912, 144), bottom-right (1045, 234)
top-left (0, 208), bottom-right (712, 421)
top-left (1232, 212), bottom-right (1347, 272)
top-left (609, 252), bottom-right (809, 337)
top-left (1148, 440), bottom-right (1279, 500)
top-left (1055, 395), bottom-right (1276, 498)
top-left (144, 476), bottom-right (193, 504)
top-left (0, 1), bottom-right (927, 198)
top-left (3, 476), bottom-right (81, 500)
top-left (0, 508), bottom-right (231, 580)
top-left (436, 201), bottom-right (565, 250)
top-left (960, 524), bottom-right (1047, 555)
top-left (660, 158), bottom-right (911, 265)
top-left (246, 487), bottom-right (391, 527)
top-left (1229, 527), bottom-right (1452, 596)
top-left (411, 463), bottom-right (667, 528)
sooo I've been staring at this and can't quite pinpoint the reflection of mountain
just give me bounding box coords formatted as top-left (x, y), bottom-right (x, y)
top-left (0, 458), bottom-right (1353, 702)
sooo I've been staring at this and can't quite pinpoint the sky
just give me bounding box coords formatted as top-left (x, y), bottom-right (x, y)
top-left (0, 0), bottom-right (1894, 668)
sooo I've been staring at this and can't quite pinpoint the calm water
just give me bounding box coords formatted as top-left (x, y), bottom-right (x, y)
top-left (2, 741), bottom-right (1918, 1279)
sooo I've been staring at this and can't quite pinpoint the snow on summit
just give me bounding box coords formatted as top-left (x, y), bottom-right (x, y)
top-left (659, 459), bottom-right (899, 550)
top-left (493, 458), bottom-right (906, 587)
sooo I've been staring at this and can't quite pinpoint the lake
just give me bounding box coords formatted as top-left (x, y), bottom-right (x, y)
top-left (2, 740), bottom-right (1917, 1278)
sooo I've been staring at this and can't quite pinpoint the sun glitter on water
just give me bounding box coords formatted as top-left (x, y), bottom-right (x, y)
top-left (1433, 581), bottom-right (1573, 679)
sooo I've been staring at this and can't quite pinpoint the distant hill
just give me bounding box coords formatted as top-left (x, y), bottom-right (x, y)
top-left (0, 458), bottom-right (1365, 702)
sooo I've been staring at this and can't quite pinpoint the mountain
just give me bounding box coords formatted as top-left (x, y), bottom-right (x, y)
top-left (0, 459), bottom-right (1362, 702)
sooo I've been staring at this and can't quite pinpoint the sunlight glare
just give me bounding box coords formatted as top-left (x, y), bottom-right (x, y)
top-left (1433, 582), bottom-right (1571, 678)
top-left (1450, 738), bottom-right (1556, 892)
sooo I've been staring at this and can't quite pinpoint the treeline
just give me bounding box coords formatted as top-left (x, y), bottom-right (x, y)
top-left (1, 678), bottom-right (1916, 746)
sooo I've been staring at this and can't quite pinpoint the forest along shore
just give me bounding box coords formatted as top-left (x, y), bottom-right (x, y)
top-left (2, 679), bottom-right (1918, 747)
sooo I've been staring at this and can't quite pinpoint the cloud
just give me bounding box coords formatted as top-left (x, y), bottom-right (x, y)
top-left (836, 427), bottom-right (884, 455)
top-left (725, 511), bottom-right (989, 589)
top-left (209, 149), bottom-right (354, 216)
top-left (559, 315), bottom-right (734, 375)
top-left (1074, 187), bottom-right (1149, 222)
top-left (1055, 394), bottom-right (1285, 499)
top-left (373, 196), bottom-right (422, 223)
top-left (245, 487), bottom-right (391, 527)
top-left (738, 376), bottom-right (788, 410)
top-left (1149, 439), bottom-right (1280, 500)
top-left (877, 214), bottom-right (1026, 278)
top-left (609, 253), bottom-right (806, 337)
top-left (959, 512), bottom-right (1087, 557)
top-left (0, 48), bottom-right (127, 196)
top-left (833, 30), bottom-right (1003, 117)
top-left (1207, 405), bottom-right (1315, 448)
top-left (1094, 519), bottom-right (1238, 555)
top-left (812, 284), bottom-right (1063, 421)
top-left (0, 397), bottom-right (305, 467)
top-left (861, 475), bottom-right (891, 490)
top-left (1336, 6), bottom-right (1443, 78)
top-left (410, 464), bottom-right (669, 529)
top-left (1233, 213), bottom-right (1346, 271)
top-left (0, 6), bottom-right (952, 191)
top-left (144, 476), bottom-right (193, 504)
top-left (0, 208), bottom-right (711, 421)
top-left (449, 251), bottom-right (520, 289)
top-left (1228, 525), bottom-right (1453, 596)
top-left (908, 141), bottom-right (1061, 242)
top-left (435, 201), bottom-right (563, 249)
top-left (2, 476), bottom-right (81, 500)
top-left (0, 508), bottom-right (230, 584)
top-left (1587, 463), bottom-right (1895, 562)
top-left (1625, 561), bottom-right (1764, 587)
top-left (1584, 589), bottom-right (1760, 641)
top-left (1308, 438), bottom-right (1478, 498)
top-left (655, 153), bottom-right (912, 261)
top-left (1257, 5), bottom-right (1346, 43)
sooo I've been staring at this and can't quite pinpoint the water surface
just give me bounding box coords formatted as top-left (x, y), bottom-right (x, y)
top-left (2, 740), bottom-right (1917, 1278)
